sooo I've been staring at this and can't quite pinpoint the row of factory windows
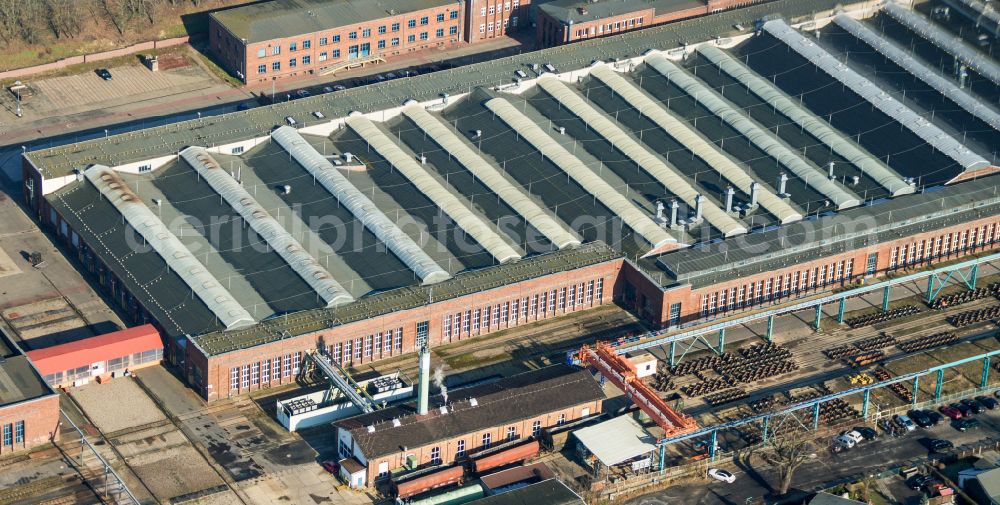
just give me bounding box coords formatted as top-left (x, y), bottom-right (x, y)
top-left (573, 16), bottom-right (644, 38)
top-left (442, 278), bottom-right (604, 341)
top-left (42, 349), bottom-right (162, 387)
top-left (478, 1), bottom-right (520, 17)
top-left (700, 258), bottom-right (856, 317)
top-left (478, 16), bottom-right (518, 34)
top-left (255, 27), bottom-right (459, 73)
top-left (228, 328), bottom-right (405, 392)
top-left (888, 223), bottom-right (1000, 269)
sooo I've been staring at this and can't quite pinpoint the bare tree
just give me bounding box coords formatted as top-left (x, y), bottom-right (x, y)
top-left (753, 430), bottom-right (814, 496)
top-left (45, 0), bottom-right (84, 39)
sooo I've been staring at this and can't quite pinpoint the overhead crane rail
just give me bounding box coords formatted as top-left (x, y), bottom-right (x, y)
top-left (577, 341), bottom-right (698, 437)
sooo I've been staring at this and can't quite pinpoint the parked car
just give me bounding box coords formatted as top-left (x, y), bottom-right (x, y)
top-left (852, 427), bottom-right (877, 441)
top-left (940, 405), bottom-right (963, 420)
top-left (976, 396), bottom-right (998, 410)
top-left (907, 474), bottom-right (933, 490)
top-left (296, 89), bottom-right (311, 98)
top-left (952, 402), bottom-right (973, 417)
top-left (840, 430), bottom-right (865, 445)
top-left (333, 84), bottom-right (346, 91)
top-left (908, 409), bottom-right (933, 428)
top-left (708, 468), bottom-right (736, 483)
top-left (321, 460), bottom-right (338, 474)
top-left (954, 418), bottom-right (980, 432)
top-left (237, 103), bottom-right (251, 111)
top-left (961, 398), bottom-right (985, 414)
top-left (96, 68), bottom-right (113, 80)
top-left (893, 414), bottom-right (916, 432)
top-left (928, 439), bottom-right (954, 452)
top-left (312, 111), bottom-right (325, 119)
top-left (833, 434), bottom-right (856, 449)
top-left (927, 410), bottom-right (944, 426)
top-left (284, 116), bottom-right (297, 126)
top-left (878, 418), bottom-right (898, 435)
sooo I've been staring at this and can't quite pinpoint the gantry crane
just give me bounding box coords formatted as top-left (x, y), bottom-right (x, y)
top-left (578, 341), bottom-right (698, 437)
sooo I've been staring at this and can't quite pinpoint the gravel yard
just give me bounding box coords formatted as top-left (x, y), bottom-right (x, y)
top-left (70, 378), bottom-right (166, 434)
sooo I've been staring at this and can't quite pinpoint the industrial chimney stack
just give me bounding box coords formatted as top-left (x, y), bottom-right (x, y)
top-left (417, 346), bottom-right (430, 415)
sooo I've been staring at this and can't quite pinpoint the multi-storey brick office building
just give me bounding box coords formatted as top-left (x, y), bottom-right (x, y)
top-left (536, 0), bottom-right (769, 47)
top-left (209, 0), bottom-right (535, 84)
top-left (0, 329), bottom-right (59, 455)
top-left (20, 0), bottom-right (1000, 403)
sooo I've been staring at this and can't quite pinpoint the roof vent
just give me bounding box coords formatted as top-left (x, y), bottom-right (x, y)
top-left (282, 185), bottom-right (292, 195)
top-left (367, 425), bottom-right (375, 433)
top-left (469, 398), bottom-right (478, 407)
top-left (392, 418), bottom-right (401, 427)
top-left (439, 405), bottom-right (448, 415)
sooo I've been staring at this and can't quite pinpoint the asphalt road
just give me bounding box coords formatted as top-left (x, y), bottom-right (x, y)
top-left (631, 403), bottom-right (1000, 504)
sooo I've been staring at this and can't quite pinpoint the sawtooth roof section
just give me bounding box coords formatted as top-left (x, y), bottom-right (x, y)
top-left (536, 74), bottom-right (748, 237)
top-left (942, 0), bottom-right (1000, 37)
top-left (587, 64), bottom-right (802, 224)
top-left (884, 2), bottom-right (1000, 86)
top-left (402, 104), bottom-right (582, 250)
top-left (270, 126), bottom-right (450, 285)
top-left (26, 0), bottom-right (847, 180)
top-left (179, 147), bottom-right (354, 308)
top-left (834, 13), bottom-right (1000, 132)
top-left (696, 43), bottom-right (914, 197)
top-left (645, 53), bottom-right (863, 210)
top-left (84, 165), bottom-right (255, 330)
top-left (345, 115), bottom-right (522, 264)
top-left (484, 96), bottom-right (679, 257)
top-left (762, 18), bottom-right (992, 173)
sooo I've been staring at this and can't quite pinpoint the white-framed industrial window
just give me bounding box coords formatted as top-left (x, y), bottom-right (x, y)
top-left (283, 355), bottom-right (291, 377)
top-left (394, 328), bottom-right (403, 350)
top-left (492, 304), bottom-right (501, 326)
top-left (374, 333), bottom-right (382, 355)
top-left (456, 439), bottom-right (466, 458)
top-left (430, 446), bottom-right (441, 464)
top-left (333, 342), bottom-right (342, 363)
top-left (364, 335), bottom-right (373, 358)
top-left (453, 313), bottom-right (461, 336)
top-left (384, 332), bottom-right (392, 354)
top-left (566, 285), bottom-right (576, 309)
top-left (596, 278), bottom-right (604, 301)
top-left (272, 358), bottom-right (280, 381)
top-left (251, 362), bottom-right (259, 386)
top-left (354, 338), bottom-right (362, 359)
top-left (293, 352), bottom-right (301, 375)
top-left (261, 360), bottom-right (269, 383)
top-left (738, 285), bottom-right (746, 306)
top-left (718, 290), bottom-right (727, 312)
top-left (472, 309), bottom-right (480, 332)
top-left (835, 261), bottom-right (843, 281)
top-left (500, 302), bottom-right (508, 324)
top-left (530, 294), bottom-right (538, 315)
top-left (462, 311), bottom-right (470, 334)
top-left (532, 420), bottom-right (541, 437)
top-left (482, 432), bottom-right (492, 448)
top-left (763, 279), bottom-right (772, 301)
top-left (443, 314), bottom-right (452, 339)
top-left (510, 299), bottom-right (519, 322)
top-left (521, 298), bottom-right (528, 319)
top-left (577, 283), bottom-right (585, 305)
top-left (700, 294), bottom-right (709, 317)
top-left (506, 426), bottom-right (517, 441)
top-left (558, 288), bottom-right (566, 311)
top-left (709, 292), bottom-right (718, 315)
top-left (483, 306), bottom-right (491, 328)
top-left (586, 281), bottom-right (594, 304)
top-left (845, 258), bottom-right (854, 279)
top-left (230, 368), bottom-right (239, 391)
top-left (343, 340), bottom-right (352, 363)
top-left (241, 365), bottom-right (250, 389)
top-left (557, 413), bottom-right (566, 425)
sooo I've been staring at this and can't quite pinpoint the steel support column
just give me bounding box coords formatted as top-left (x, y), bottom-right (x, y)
top-left (935, 369), bottom-right (945, 402)
top-left (762, 416), bottom-right (770, 443)
top-left (862, 389), bottom-right (871, 418)
top-left (709, 430), bottom-right (718, 461)
top-left (659, 443), bottom-right (666, 473)
top-left (837, 297), bottom-right (846, 324)
top-left (882, 286), bottom-right (891, 311)
top-left (983, 356), bottom-right (992, 389)
top-left (814, 304), bottom-right (822, 330)
top-left (669, 341), bottom-right (677, 368)
top-left (812, 402), bottom-right (821, 430)
top-left (718, 328), bottom-right (726, 354)
top-left (766, 315), bottom-right (775, 341)
top-left (912, 376), bottom-right (919, 408)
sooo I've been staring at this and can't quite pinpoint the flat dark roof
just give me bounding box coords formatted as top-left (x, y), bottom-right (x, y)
top-left (467, 479), bottom-right (585, 505)
top-left (0, 330), bottom-right (55, 408)
top-left (334, 365), bottom-right (605, 459)
top-left (540, 0), bottom-right (707, 24)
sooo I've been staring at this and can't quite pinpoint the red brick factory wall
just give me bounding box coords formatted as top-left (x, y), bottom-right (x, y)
top-left (0, 394), bottom-right (60, 455)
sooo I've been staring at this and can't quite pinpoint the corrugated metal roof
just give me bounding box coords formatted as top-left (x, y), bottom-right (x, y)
top-left (574, 414), bottom-right (657, 466)
top-left (211, 0), bottom-right (456, 44)
top-left (25, 325), bottom-right (162, 376)
top-left (539, 0), bottom-right (706, 24)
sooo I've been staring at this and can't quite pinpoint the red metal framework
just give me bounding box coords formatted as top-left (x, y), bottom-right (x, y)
top-left (578, 342), bottom-right (698, 438)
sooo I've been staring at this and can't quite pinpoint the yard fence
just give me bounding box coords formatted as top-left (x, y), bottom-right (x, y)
top-left (0, 36), bottom-right (190, 82)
